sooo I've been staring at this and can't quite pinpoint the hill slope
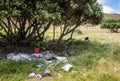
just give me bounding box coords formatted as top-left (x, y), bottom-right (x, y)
top-left (104, 13), bottom-right (120, 18)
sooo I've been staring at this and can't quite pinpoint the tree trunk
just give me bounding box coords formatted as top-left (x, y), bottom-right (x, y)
top-left (53, 24), bottom-right (55, 42)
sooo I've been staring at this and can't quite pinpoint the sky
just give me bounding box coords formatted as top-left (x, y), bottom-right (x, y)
top-left (97, 0), bottom-right (120, 14)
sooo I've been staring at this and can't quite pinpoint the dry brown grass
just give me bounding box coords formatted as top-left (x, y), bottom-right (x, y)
top-left (73, 25), bottom-right (120, 43)
top-left (104, 13), bottom-right (120, 18)
top-left (46, 25), bottom-right (120, 43)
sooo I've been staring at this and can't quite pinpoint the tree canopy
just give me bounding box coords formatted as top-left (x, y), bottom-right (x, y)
top-left (101, 18), bottom-right (120, 33)
top-left (0, 0), bottom-right (103, 45)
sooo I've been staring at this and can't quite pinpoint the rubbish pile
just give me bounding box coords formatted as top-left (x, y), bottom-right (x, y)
top-left (7, 51), bottom-right (68, 62)
top-left (7, 53), bottom-right (32, 61)
top-left (7, 50), bottom-right (73, 79)
top-left (62, 64), bottom-right (73, 72)
top-left (28, 63), bottom-right (72, 79)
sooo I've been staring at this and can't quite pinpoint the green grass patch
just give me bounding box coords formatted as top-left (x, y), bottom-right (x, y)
top-left (0, 41), bottom-right (120, 81)
top-left (0, 60), bottom-right (38, 74)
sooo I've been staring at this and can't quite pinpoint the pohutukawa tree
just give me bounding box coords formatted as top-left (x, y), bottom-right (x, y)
top-left (0, 0), bottom-right (103, 45)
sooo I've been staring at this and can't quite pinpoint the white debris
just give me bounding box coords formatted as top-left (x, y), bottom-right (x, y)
top-left (7, 51), bottom-right (68, 63)
top-left (7, 53), bottom-right (31, 61)
top-left (17, 53), bottom-right (32, 60)
top-left (28, 73), bottom-right (36, 78)
top-left (44, 68), bottom-right (50, 74)
top-left (55, 56), bottom-right (68, 62)
top-left (36, 74), bottom-right (42, 79)
top-left (7, 53), bottom-right (15, 59)
top-left (62, 64), bottom-right (73, 72)
top-left (31, 53), bottom-right (43, 58)
top-left (57, 73), bottom-right (62, 77)
top-left (31, 51), bottom-right (50, 58)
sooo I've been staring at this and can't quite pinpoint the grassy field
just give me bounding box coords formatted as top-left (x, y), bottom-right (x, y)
top-left (45, 25), bottom-right (120, 44)
top-left (0, 25), bottom-right (120, 81)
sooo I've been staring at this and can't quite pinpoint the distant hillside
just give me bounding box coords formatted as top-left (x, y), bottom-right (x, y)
top-left (104, 13), bottom-right (120, 18)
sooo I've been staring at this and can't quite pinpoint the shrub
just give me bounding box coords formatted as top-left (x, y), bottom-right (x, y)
top-left (101, 18), bottom-right (120, 32)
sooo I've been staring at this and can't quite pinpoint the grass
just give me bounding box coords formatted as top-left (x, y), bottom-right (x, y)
top-left (0, 42), bottom-right (120, 81)
top-left (0, 25), bottom-right (120, 81)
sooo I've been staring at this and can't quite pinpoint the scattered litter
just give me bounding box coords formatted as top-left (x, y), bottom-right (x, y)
top-left (44, 68), bottom-right (50, 74)
top-left (32, 51), bottom-right (50, 58)
top-left (31, 53), bottom-right (44, 58)
top-left (36, 58), bottom-right (46, 68)
top-left (28, 73), bottom-right (42, 79)
top-left (28, 73), bottom-right (36, 78)
top-left (34, 48), bottom-right (41, 53)
top-left (62, 64), bottom-right (73, 72)
top-left (7, 50), bottom-right (74, 79)
top-left (43, 68), bottom-right (51, 76)
top-left (84, 37), bottom-right (90, 42)
top-left (57, 73), bottom-right (62, 77)
top-left (7, 53), bottom-right (15, 59)
top-left (7, 51), bottom-right (68, 63)
top-left (7, 53), bottom-right (31, 61)
top-left (36, 74), bottom-right (42, 79)
top-left (36, 63), bottom-right (44, 68)
top-left (39, 58), bottom-right (46, 64)
top-left (55, 56), bottom-right (68, 62)
top-left (45, 54), bottom-right (56, 60)
top-left (47, 63), bottom-right (57, 68)
top-left (46, 60), bottom-right (53, 64)
top-left (18, 53), bottom-right (32, 60)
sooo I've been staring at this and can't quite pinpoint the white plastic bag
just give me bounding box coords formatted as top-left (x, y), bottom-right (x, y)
top-left (62, 64), bottom-right (73, 72)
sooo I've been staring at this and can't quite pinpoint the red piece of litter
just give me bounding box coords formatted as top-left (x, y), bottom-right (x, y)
top-left (34, 48), bottom-right (40, 53)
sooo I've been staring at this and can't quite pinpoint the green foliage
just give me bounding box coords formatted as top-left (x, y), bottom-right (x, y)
top-left (0, 0), bottom-right (103, 46)
top-left (85, 2), bottom-right (103, 24)
top-left (0, 0), bottom-right (62, 44)
top-left (30, 41), bottom-right (47, 48)
top-left (101, 18), bottom-right (120, 32)
top-left (66, 39), bottom-right (80, 46)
